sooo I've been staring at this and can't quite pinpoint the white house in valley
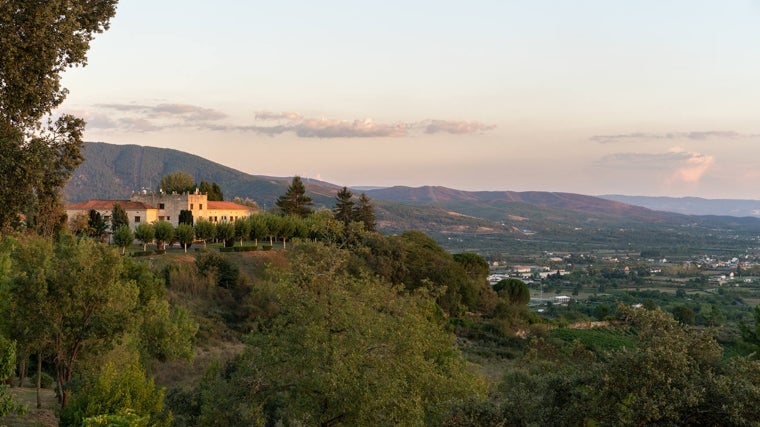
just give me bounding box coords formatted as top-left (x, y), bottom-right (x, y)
top-left (65, 190), bottom-right (258, 230)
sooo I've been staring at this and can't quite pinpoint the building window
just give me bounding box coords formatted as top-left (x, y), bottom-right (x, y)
top-left (190, 203), bottom-right (194, 210)
top-left (159, 216), bottom-right (165, 221)
top-left (166, 216), bottom-right (170, 221)
top-left (159, 203), bottom-right (165, 209)
top-left (134, 216), bottom-right (141, 223)
top-left (199, 204), bottom-right (203, 210)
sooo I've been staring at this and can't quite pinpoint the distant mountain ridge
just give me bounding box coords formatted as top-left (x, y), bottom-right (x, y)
top-left (601, 195), bottom-right (760, 218)
top-left (65, 142), bottom-right (760, 254)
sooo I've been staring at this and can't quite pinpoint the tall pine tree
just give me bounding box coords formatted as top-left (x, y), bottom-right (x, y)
top-left (276, 176), bottom-right (314, 217)
top-left (353, 193), bottom-right (376, 232)
top-left (333, 187), bottom-right (355, 226)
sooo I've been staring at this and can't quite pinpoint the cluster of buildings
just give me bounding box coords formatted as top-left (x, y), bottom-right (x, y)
top-left (65, 189), bottom-right (258, 231)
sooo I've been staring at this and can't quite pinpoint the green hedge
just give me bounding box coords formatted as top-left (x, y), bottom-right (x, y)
top-left (129, 251), bottom-right (153, 257)
top-left (220, 246), bottom-right (258, 253)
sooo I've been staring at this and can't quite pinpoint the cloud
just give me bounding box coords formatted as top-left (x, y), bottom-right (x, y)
top-left (96, 103), bottom-right (152, 112)
top-left (254, 111), bottom-right (303, 121)
top-left (152, 103), bottom-right (228, 121)
top-left (241, 114), bottom-right (493, 138)
top-left (423, 120), bottom-right (495, 135)
top-left (597, 148), bottom-right (715, 185)
top-left (591, 130), bottom-right (755, 143)
top-left (96, 103), bottom-right (227, 123)
top-left (666, 148), bottom-right (714, 184)
top-left (293, 118), bottom-right (408, 138)
top-left (80, 104), bottom-right (493, 138)
top-left (117, 117), bottom-right (163, 133)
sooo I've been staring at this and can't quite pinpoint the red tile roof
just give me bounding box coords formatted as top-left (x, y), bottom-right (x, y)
top-left (66, 200), bottom-right (155, 210)
top-left (207, 201), bottom-right (257, 211)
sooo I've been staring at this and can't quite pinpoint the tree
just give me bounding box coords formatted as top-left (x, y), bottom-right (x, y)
top-left (453, 253), bottom-right (496, 312)
top-left (248, 214), bottom-right (269, 247)
top-left (193, 219), bottom-right (215, 248)
top-left (200, 243), bottom-right (485, 425)
top-left (494, 278), bottom-right (530, 305)
top-left (0, 337), bottom-right (24, 417)
top-left (176, 224), bottom-right (194, 253)
top-left (0, 1), bottom-right (118, 234)
top-left (195, 251), bottom-right (240, 289)
top-left (4, 235), bottom-right (54, 408)
top-left (215, 221), bottom-right (235, 247)
top-left (278, 216), bottom-right (300, 249)
top-left (397, 231), bottom-right (473, 316)
top-left (48, 235), bottom-right (139, 408)
top-left (134, 223), bottom-right (155, 252)
top-left (178, 209), bottom-right (193, 225)
top-left (198, 181), bottom-right (223, 201)
top-left (111, 203), bottom-right (129, 232)
top-left (112, 225), bottom-right (134, 254)
top-left (60, 360), bottom-right (170, 427)
top-left (234, 218), bottom-right (251, 246)
top-left (68, 213), bottom-right (90, 236)
top-left (233, 196), bottom-right (258, 208)
top-left (672, 304), bottom-right (695, 325)
top-left (153, 221), bottom-right (174, 251)
top-left (264, 214), bottom-right (282, 246)
top-left (353, 193), bottom-right (376, 232)
top-left (159, 171), bottom-right (195, 194)
top-left (119, 257), bottom-right (197, 363)
top-left (333, 186), bottom-right (355, 226)
top-left (88, 209), bottom-right (108, 240)
top-left (275, 176), bottom-right (314, 217)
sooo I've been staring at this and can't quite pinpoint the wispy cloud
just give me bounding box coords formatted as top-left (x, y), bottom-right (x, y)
top-left (423, 120), bottom-right (495, 135)
top-left (94, 102), bottom-right (228, 127)
top-left (79, 104), bottom-right (493, 138)
top-left (117, 117), bottom-right (163, 133)
top-left (254, 111), bottom-right (303, 121)
top-left (242, 113), bottom-right (494, 138)
top-left (591, 130), bottom-right (756, 143)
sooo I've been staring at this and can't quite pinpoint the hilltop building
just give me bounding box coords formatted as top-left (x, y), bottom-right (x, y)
top-left (65, 189), bottom-right (258, 230)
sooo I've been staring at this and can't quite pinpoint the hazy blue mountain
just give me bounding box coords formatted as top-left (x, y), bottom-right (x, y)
top-left (601, 195), bottom-right (760, 218)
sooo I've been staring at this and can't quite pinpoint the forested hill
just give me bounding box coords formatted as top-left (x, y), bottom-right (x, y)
top-left (64, 142), bottom-right (339, 208)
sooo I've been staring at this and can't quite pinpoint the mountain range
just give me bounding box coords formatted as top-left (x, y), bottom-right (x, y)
top-left (600, 195), bottom-right (760, 218)
top-left (65, 142), bottom-right (760, 255)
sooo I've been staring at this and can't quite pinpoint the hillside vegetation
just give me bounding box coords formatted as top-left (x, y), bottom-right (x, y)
top-left (6, 224), bottom-right (760, 425)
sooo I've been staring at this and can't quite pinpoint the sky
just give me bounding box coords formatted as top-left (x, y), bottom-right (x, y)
top-left (58, 0), bottom-right (760, 199)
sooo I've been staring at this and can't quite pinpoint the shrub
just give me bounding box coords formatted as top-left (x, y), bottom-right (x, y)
top-left (262, 245), bottom-right (273, 251)
top-left (130, 251), bottom-right (153, 257)
top-left (31, 371), bottom-right (55, 389)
